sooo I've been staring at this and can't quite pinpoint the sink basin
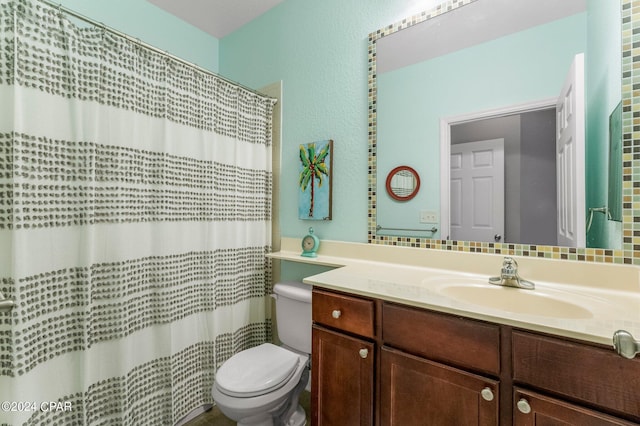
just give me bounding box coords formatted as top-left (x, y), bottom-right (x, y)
top-left (435, 283), bottom-right (594, 319)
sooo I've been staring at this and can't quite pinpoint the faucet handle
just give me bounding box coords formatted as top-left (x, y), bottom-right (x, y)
top-left (501, 257), bottom-right (518, 278)
top-left (503, 257), bottom-right (517, 267)
top-left (490, 256), bottom-right (535, 290)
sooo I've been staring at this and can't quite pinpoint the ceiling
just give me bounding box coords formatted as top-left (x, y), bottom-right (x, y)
top-left (147, 0), bottom-right (284, 39)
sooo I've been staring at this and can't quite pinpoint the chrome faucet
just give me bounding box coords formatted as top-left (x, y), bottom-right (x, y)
top-left (489, 257), bottom-right (535, 290)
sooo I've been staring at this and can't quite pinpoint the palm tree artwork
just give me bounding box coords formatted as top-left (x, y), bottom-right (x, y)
top-left (298, 140), bottom-right (333, 220)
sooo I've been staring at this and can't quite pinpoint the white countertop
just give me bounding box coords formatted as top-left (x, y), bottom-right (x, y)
top-left (269, 240), bottom-right (640, 347)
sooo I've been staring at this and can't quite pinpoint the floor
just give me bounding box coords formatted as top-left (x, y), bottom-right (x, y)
top-left (184, 391), bottom-right (311, 426)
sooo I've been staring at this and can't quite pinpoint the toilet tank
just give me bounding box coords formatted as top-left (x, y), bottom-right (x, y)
top-left (273, 281), bottom-right (312, 354)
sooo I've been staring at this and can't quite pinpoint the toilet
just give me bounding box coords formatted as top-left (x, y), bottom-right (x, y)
top-left (212, 281), bottom-right (312, 426)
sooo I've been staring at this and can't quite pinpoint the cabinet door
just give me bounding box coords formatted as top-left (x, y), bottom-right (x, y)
top-left (513, 331), bottom-right (640, 422)
top-left (380, 347), bottom-right (499, 426)
top-left (513, 388), bottom-right (638, 426)
top-left (312, 325), bottom-right (374, 426)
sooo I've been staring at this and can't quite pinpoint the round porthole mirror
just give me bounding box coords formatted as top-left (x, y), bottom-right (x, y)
top-left (385, 166), bottom-right (420, 201)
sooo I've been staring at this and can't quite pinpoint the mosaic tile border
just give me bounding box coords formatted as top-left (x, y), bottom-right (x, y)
top-left (367, 0), bottom-right (638, 265)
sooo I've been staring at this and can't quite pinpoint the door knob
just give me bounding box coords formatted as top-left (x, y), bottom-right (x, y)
top-left (358, 349), bottom-right (368, 359)
top-left (331, 310), bottom-right (341, 319)
top-left (494, 234), bottom-right (502, 242)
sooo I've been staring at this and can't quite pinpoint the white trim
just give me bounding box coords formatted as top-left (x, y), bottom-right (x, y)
top-left (439, 98), bottom-right (556, 239)
top-left (556, 53), bottom-right (586, 247)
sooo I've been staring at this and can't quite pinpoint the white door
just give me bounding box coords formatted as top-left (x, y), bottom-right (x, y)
top-left (450, 138), bottom-right (504, 242)
top-left (556, 53), bottom-right (585, 247)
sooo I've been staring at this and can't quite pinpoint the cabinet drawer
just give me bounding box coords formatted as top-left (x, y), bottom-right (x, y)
top-left (312, 289), bottom-right (375, 338)
top-left (382, 302), bottom-right (501, 376)
top-left (512, 331), bottom-right (640, 422)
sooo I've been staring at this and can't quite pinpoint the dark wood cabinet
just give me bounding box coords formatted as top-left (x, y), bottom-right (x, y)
top-left (311, 326), bottom-right (374, 426)
top-left (312, 289), bottom-right (375, 338)
top-left (311, 289), bottom-right (375, 426)
top-left (311, 288), bottom-right (640, 425)
top-left (513, 388), bottom-right (638, 426)
top-left (382, 302), bottom-right (501, 376)
top-left (512, 331), bottom-right (640, 424)
top-left (381, 346), bottom-right (499, 425)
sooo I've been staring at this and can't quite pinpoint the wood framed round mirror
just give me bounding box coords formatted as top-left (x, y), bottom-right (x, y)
top-left (385, 166), bottom-right (420, 201)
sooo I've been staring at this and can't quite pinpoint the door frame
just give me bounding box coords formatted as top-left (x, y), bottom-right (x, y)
top-left (439, 98), bottom-right (556, 240)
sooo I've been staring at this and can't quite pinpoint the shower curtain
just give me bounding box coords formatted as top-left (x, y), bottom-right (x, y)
top-left (0, 0), bottom-right (275, 424)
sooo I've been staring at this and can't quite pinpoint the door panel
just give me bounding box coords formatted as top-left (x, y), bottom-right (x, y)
top-left (380, 347), bottom-right (499, 426)
top-left (450, 138), bottom-right (504, 242)
top-left (312, 326), bottom-right (374, 426)
top-left (513, 388), bottom-right (636, 426)
top-left (556, 53), bottom-right (585, 247)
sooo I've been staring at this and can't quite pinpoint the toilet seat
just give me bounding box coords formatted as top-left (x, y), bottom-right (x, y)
top-left (215, 343), bottom-right (301, 398)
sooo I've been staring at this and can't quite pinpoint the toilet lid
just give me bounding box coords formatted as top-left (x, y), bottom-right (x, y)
top-left (215, 343), bottom-right (300, 397)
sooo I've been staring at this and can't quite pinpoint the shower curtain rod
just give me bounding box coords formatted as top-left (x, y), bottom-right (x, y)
top-left (39, 0), bottom-right (274, 100)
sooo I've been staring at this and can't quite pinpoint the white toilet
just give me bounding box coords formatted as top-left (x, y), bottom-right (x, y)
top-left (212, 281), bottom-right (312, 426)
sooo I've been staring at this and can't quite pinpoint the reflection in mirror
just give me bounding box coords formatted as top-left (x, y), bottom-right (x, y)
top-left (372, 0), bottom-right (623, 251)
top-left (446, 105), bottom-right (559, 246)
top-left (608, 101), bottom-right (623, 222)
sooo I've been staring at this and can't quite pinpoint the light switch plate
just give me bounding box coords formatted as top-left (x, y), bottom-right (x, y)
top-left (420, 210), bottom-right (438, 223)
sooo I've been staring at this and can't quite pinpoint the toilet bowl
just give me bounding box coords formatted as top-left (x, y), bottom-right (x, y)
top-left (212, 343), bottom-right (309, 426)
top-left (212, 282), bottom-right (312, 426)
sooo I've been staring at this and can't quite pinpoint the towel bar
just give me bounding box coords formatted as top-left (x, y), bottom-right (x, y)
top-left (376, 225), bottom-right (438, 233)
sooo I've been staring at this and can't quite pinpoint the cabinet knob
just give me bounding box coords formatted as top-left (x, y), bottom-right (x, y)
top-left (480, 387), bottom-right (494, 402)
top-left (517, 398), bottom-right (531, 414)
top-left (331, 309), bottom-right (342, 319)
top-left (613, 330), bottom-right (640, 359)
top-left (359, 348), bottom-right (369, 359)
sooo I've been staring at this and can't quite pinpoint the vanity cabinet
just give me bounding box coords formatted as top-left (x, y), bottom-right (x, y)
top-left (311, 288), bottom-right (640, 425)
top-left (311, 289), bottom-right (375, 426)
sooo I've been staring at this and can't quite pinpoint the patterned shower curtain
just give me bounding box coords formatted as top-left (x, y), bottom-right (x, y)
top-left (0, 0), bottom-right (275, 424)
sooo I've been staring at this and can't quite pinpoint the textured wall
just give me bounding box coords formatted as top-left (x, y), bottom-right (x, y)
top-left (220, 0), bottom-right (438, 243)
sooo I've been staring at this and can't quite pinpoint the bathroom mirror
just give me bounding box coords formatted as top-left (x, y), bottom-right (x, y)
top-left (386, 166), bottom-right (421, 201)
top-left (368, 0), bottom-right (634, 263)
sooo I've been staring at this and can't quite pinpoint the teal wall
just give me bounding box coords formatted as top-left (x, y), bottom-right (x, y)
top-left (220, 0), bottom-right (434, 245)
top-left (377, 13), bottom-right (587, 238)
top-left (585, 0), bottom-right (622, 249)
top-left (220, 1), bottom-right (622, 250)
top-left (57, 0), bottom-right (219, 72)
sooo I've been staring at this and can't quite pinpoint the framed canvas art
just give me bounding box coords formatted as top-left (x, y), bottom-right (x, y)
top-left (299, 140), bottom-right (333, 220)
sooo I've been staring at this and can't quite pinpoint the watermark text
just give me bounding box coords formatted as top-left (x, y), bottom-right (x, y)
top-left (1, 401), bottom-right (73, 412)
